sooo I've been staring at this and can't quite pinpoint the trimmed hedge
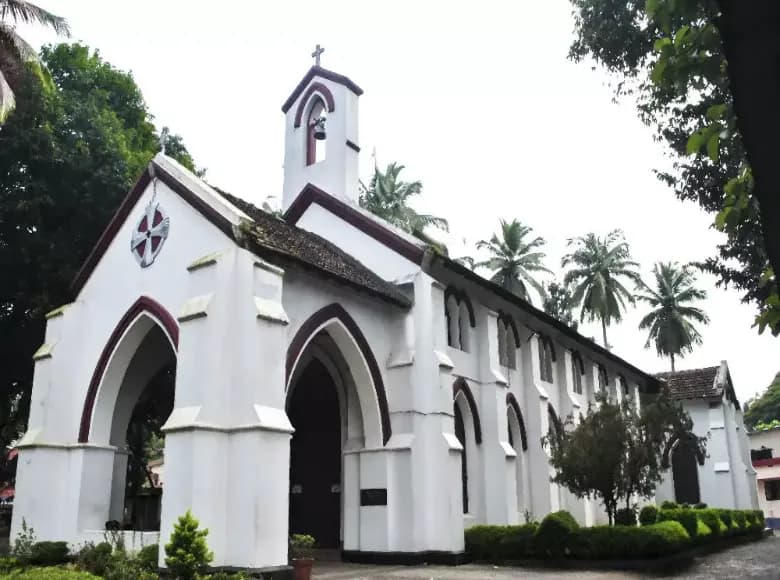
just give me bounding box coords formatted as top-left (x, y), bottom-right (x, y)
top-left (464, 507), bottom-right (765, 563)
top-left (568, 521), bottom-right (690, 559)
top-left (465, 524), bottom-right (538, 560)
top-left (639, 505), bottom-right (658, 527)
top-left (535, 511), bottom-right (579, 556)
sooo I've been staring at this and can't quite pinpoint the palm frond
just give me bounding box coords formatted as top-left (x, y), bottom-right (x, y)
top-left (1, 1), bottom-right (70, 35)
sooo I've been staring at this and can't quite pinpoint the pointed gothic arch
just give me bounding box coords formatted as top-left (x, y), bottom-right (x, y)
top-left (452, 377), bottom-right (482, 444)
top-left (78, 296), bottom-right (179, 443)
top-left (506, 393), bottom-right (528, 451)
top-left (286, 303), bottom-right (391, 446)
top-left (293, 82), bottom-right (336, 128)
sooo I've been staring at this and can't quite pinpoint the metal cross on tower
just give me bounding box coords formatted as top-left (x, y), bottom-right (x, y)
top-left (311, 44), bottom-right (325, 67)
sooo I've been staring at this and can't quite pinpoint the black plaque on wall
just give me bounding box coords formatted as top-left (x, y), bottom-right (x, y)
top-left (360, 488), bottom-right (387, 506)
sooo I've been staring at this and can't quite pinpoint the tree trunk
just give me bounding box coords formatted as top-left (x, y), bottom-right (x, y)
top-left (601, 318), bottom-right (609, 350)
top-left (670, 353), bottom-right (676, 372)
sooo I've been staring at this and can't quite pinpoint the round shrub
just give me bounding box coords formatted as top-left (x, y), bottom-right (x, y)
top-left (717, 509), bottom-right (735, 534)
top-left (77, 542), bottom-right (113, 576)
top-left (732, 510), bottom-right (747, 532)
top-left (657, 508), bottom-right (698, 539)
top-left (137, 544), bottom-right (159, 571)
top-left (695, 509), bottom-right (726, 538)
top-left (29, 541), bottom-right (70, 566)
top-left (694, 502), bottom-right (708, 509)
top-left (615, 507), bottom-right (637, 526)
top-left (639, 505), bottom-right (658, 527)
top-left (694, 519), bottom-right (712, 544)
top-left (535, 510), bottom-right (579, 556)
top-left (660, 500), bottom-right (678, 510)
top-left (639, 521), bottom-right (691, 556)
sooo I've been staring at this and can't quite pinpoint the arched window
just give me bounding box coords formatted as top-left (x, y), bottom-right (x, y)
top-left (497, 312), bottom-right (519, 369)
top-left (570, 351), bottom-right (585, 395)
top-left (305, 96), bottom-right (327, 166)
top-left (446, 294), bottom-right (460, 349)
top-left (444, 287), bottom-right (475, 353)
top-left (618, 374), bottom-right (630, 397)
top-left (538, 334), bottom-right (555, 383)
top-left (454, 403), bottom-right (469, 514)
top-left (597, 364), bottom-right (609, 392)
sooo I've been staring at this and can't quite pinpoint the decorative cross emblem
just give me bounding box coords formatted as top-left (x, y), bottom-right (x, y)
top-left (131, 201), bottom-right (170, 268)
top-left (311, 44), bottom-right (324, 67)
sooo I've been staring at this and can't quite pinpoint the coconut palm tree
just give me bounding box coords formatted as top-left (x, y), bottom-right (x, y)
top-left (359, 162), bottom-right (449, 236)
top-left (562, 229), bottom-right (641, 349)
top-left (636, 262), bottom-right (710, 371)
top-left (1, 1), bottom-right (70, 122)
top-left (475, 219), bottom-right (551, 303)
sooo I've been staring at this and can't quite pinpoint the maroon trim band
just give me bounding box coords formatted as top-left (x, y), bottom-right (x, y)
top-left (293, 82), bottom-right (336, 129)
top-left (282, 66), bottom-right (363, 113)
top-left (78, 296), bottom-right (178, 443)
top-left (506, 393), bottom-right (528, 451)
top-left (283, 183), bottom-right (425, 264)
top-left (453, 377), bottom-right (482, 445)
top-left (286, 303), bottom-right (392, 446)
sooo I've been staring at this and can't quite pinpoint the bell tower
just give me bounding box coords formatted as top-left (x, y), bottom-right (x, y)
top-left (281, 46), bottom-right (363, 211)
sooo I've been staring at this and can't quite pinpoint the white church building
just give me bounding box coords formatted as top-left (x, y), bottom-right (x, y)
top-left (10, 61), bottom-right (756, 574)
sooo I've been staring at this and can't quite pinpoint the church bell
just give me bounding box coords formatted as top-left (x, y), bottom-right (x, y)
top-left (312, 117), bottom-right (327, 140)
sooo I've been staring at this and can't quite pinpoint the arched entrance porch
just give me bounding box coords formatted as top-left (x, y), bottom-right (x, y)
top-left (285, 304), bottom-right (390, 553)
top-left (77, 296), bottom-right (178, 532)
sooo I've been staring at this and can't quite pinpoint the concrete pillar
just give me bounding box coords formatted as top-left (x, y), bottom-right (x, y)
top-left (518, 331), bottom-right (553, 521)
top-left (476, 310), bottom-right (515, 525)
top-left (160, 248), bottom-right (292, 571)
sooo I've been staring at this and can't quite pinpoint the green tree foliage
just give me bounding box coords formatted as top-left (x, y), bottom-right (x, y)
top-left (562, 229), bottom-right (641, 348)
top-left (543, 281), bottom-right (579, 331)
top-left (164, 510), bottom-right (213, 579)
top-left (0, 43), bottom-right (197, 460)
top-left (546, 389), bottom-right (703, 525)
top-left (568, 0), bottom-right (779, 335)
top-left (475, 219), bottom-right (551, 304)
top-left (636, 262), bottom-right (710, 371)
top-left (744, 372), bottom-right (780, 430)
top-left (0, 0), bottom-right (69, 122)
top-left (359, 161), bottom-right (449, 238)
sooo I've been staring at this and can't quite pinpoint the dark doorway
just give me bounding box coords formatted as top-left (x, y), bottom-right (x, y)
top-left (454, 403), bottom-right (468, 514)
top-left (288, 358), bottom-right (342, 549)
top-left (672, 436), bottom-right (701, 505)
top-left (123, 360), bottom-right (175, 531)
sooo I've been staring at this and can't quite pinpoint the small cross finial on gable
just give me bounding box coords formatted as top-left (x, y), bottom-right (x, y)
top-left (311, 44), bottom-right (325, 67)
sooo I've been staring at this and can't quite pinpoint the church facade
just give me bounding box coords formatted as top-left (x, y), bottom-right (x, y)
top-left (10, 64), bottom-right (723, 573)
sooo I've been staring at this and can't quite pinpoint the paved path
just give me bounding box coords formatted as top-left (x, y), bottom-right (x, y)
top-left (312, 535), bottom-right (780, 579)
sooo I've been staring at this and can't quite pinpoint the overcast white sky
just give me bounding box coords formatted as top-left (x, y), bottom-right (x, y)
top-left (21, 1), bottom-right (779, 402)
